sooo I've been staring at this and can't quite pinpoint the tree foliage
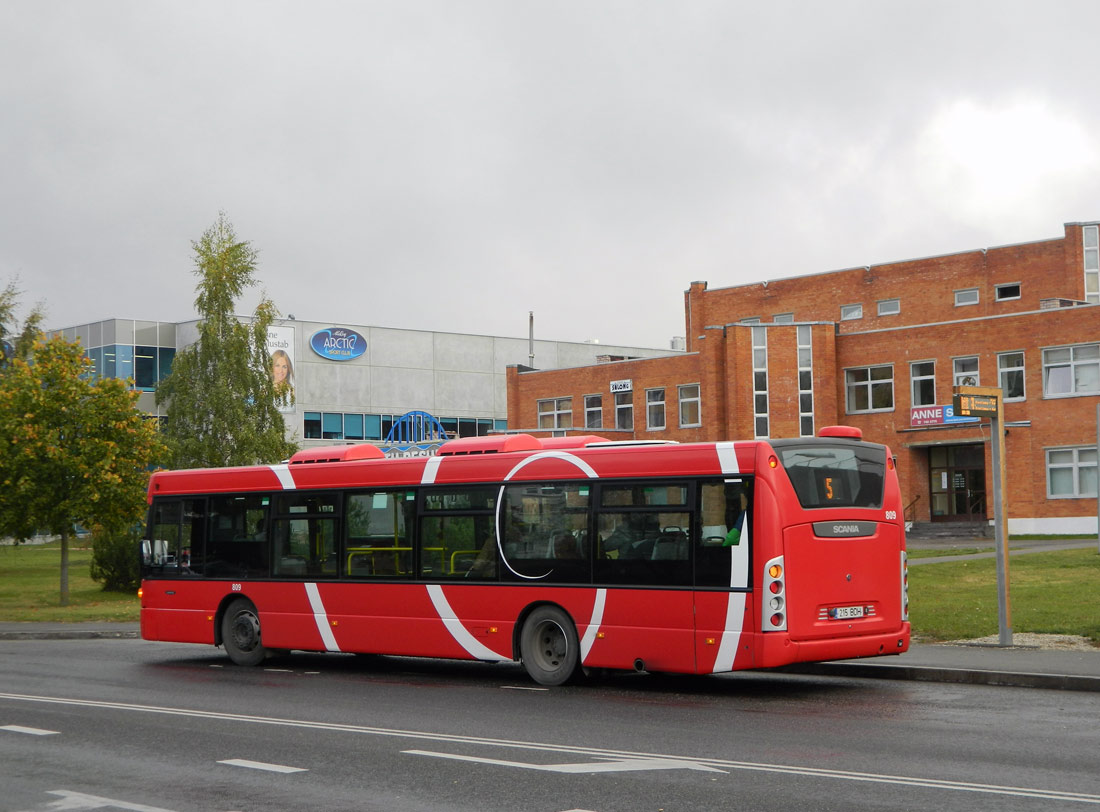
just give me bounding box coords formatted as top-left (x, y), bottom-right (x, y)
top-left (156, 213), bottom-right (296, 468)
top-left (0, 278), bottom-right (44, 365)
top-left (0, 333), bottom-right (164, 604)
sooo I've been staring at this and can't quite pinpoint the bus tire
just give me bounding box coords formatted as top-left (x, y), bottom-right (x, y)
top-left (519, 605), bottom-right (579, 686)
top-left (222, 598), bottom-right (266, 666)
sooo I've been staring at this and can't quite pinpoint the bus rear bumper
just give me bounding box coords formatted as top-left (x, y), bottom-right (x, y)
top-left (760, 622), bottom-right (911, 667)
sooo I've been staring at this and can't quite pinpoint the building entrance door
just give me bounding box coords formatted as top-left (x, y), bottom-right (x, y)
top-left (929, 444), bottom-right (986, 522)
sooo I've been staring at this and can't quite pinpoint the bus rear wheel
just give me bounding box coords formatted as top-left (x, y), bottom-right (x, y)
top-left (519, 606), bottom-right (579, 686)
top-left (222, 598), bottom-right (266, 666)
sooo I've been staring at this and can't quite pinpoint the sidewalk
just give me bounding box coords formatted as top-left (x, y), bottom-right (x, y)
top-left (1, 620), bottom-right (1097, 692)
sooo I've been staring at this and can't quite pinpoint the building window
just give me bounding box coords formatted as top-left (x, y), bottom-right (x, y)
top-left (1085, 225), bottom-right (1099, 305)
top-left (614, 391), bottom-right (633, 430)
top-left (955, 288), bottom-right (979, 306)
top-left (740, 317), bottom-right (761, 324)
top-left (953, 356), bottom-right (979, 387)
top-left (797, 325), bottom-right (814, 436)
top-left (537, 398), bottom-right (573, 429)
top-left (322, 412), bottom-right (344, 439)
top-left (678, 384), bottom-right (701, 427)
top-left (752, 326), bottom-right (768, 437)
top-left (304, 411), bottom-right (321, 439)
top-left (646, 389), bottom-right (666, 431)
top-left (998, 352), bottom-right (1025, 400)
top-left (995, 283), bottom-right (1021, 301)
top-left (910, 361), bottom-right (935, 407)
top-left (846, 365), bottom-right (893, 413)
top-left (1047, 447), bottom-right (1098, 498)
top-left (772, 312), bottom-right (794, 323)
top-left (1043, 343), bottom-right (1100, 396)
top-left (840, 303), bottom-right (863, 321)
top-left (877, 299), bottom-right (900, 316)
top-left (584, 394), bottom-right (602, 429)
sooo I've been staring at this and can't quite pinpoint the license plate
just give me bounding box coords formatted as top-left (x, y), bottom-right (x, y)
top-left (830, 605), bottom-right (865, 619)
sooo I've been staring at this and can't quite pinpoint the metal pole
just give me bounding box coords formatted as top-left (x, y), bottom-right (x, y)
top-left (1096, 403), bottom-right (1099, 555)
top-left (990, 407), bottom-right (1012, 646)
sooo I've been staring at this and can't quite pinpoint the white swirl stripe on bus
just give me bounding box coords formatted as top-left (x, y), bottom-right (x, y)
top-left (426, 584), bottom-right (509, 662)
top-left (578, 588), bottom-right (607, 661)
top-left (712, 592), bottom-right (746, 673)
top-left (269, 463), bottom-right (296, 490)
top-left (304, 583), bottom-right (341, 652)
top-left (715, 442), bottom-right (739, 475)
top-left (421, 456), bottom-right (444, 485)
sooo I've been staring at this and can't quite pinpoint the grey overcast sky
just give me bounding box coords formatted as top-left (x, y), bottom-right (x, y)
top-left (3, 1), bottom-right (1099, 348)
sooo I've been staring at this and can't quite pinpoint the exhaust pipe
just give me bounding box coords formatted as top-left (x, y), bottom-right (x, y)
top-left (633, 658), bottom-right (646, 673)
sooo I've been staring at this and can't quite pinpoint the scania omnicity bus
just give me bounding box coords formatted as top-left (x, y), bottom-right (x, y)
top-left (139, 427), bottom-right (910, 685)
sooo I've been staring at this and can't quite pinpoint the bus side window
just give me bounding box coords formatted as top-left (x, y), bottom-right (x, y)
top-left (697, 480), bottom-right (750, 589)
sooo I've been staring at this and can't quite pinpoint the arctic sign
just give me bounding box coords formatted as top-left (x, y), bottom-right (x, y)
top-left (309, 327), bottom-right (366, 361)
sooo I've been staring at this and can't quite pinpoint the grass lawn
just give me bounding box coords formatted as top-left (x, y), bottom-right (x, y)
top-left (0, 541), bottom-right (139, 622)
top-left (909, 548), bottom-right (1100, 645)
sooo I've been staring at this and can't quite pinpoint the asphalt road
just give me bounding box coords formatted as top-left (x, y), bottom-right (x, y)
top-left (2, 638), bottom-right (1099, 812)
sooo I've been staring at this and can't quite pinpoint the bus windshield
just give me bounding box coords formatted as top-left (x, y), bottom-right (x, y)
top-left (773, 442), bottom-right (886, 509)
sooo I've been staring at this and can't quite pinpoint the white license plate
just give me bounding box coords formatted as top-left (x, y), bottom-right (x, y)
top-left (831, 605), bottom-right (865, 619)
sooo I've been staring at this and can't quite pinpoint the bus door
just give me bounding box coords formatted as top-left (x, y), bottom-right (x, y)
top-left (694, 479), bottom-right (753, 672)
top-left (772, 441), bottom-right (905, 642)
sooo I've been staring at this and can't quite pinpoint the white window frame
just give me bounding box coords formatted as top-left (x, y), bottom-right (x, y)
top-left (646, 388), bottom-right (666, 431)
top-left (954, 288), bottom-right (979, 307)
top-left (910, 361), bottom-right (935, 407)
top-left (797, 325), bottom-right (814, 437)
top-left (1043, 343), bottom-right (1100, 397)
top-left (678, 383), bottom-right (701, 428)
top-left (1046, 446), bottom-right (1098, 499)
top-left (584, 394), bottom-right (602, 429)
top-left (614, 390), bottom-right (633, 430)
top-left (953, 356), bottom-right (980, 387)
top-left (537, 397), bottom-right (572, 429)
top-left (845, 364), bottom-right (894, 414)
top-left (772, 312), bottom-right (794, 323)
top-left (877, 298), bottom-right (900, 316)
top-left (997, 351), bottom-right (1026, 401)
top-left (740, 317), bottom-right (761, 324)
top-left (1084, 225), bottom-right (1099, 305)
top-left (752, 326), bottom-right (768, 438)
top-left (994, 283), bottom-right (1021, 302)
top-left (840, 303), bottom-right (863, 321)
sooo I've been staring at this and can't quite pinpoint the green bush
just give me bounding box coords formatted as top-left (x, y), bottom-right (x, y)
top-left (89, 526), bottom-right (141, 592)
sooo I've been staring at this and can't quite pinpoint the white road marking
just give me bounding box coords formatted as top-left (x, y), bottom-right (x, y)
top-left (217, 758), bottom-right (307, 774)
top-left (404, 749), bottom-right (726, 774)
top-left (43, 789), bottom-right (176, 811)
top-left (1, 724), bottom-right (58, 735)
top-left (2, 692), bottom-right (1098, 804)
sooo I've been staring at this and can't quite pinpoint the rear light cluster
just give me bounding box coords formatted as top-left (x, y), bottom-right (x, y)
top-left (762, 555), bottom-right (787, 632)
top-left (901, 551), bottom-right (909, 621)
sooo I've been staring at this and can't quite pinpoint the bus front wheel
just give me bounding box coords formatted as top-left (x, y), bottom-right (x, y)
top-left (519, 606), bottom-right (579, 686)
top-left (222, 598), bottom-right (266, 666)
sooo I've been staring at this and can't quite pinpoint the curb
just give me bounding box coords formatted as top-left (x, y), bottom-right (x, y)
top-left (0, 629), bottom-right (139, 641)
top-left (778, 661), bottom-right (1100, 693)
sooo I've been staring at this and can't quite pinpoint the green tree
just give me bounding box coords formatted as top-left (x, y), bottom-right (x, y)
top-left (0, 278), bottom-right (44, 366)
top-left (156, 212), bottom-right (297, 468)
top-left (0, 334), bottom-right (164, 605)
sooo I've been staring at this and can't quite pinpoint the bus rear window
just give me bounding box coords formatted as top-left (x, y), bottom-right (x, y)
top-left (774, 443), bottom-right (885, 509)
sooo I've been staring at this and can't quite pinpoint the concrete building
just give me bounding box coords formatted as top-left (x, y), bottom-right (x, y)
top-left (507, 220), bottom-right (1100, 535)
top-left (49, 317), bottom-right (679, 454)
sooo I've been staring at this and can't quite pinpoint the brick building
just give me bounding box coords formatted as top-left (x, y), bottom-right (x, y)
top-left (507, 220), bottom-right (1100, 534)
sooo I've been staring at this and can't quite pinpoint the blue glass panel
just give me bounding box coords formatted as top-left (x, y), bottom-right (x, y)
top-left (102, 345), bottom-right (117, 379)
top-left (304, 412), bottom-right (321, 439)
top-left (322, 412), bottom-right (343, 440)
top-left (477, 418), bottom-right (492, 436)
top-left (158, 347), bottom-right (175, 382)
top-left (494, 419), bottom-right (508, 432)
top-left (363, 414), bottom-right (382, 440)
top-left (439, 417), bottom-right (457, 438)
top-left (135, 346), bottom-right (157, 389)
top-left (90, 347), bottom-right (104, 380)
top-left (115, 345), bottom-right (134, 383)
top-left (344, 414), bottom-right (364, 439)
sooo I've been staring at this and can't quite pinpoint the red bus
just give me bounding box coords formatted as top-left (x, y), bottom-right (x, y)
top-left (139, 427), bottom-right (910, 685)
